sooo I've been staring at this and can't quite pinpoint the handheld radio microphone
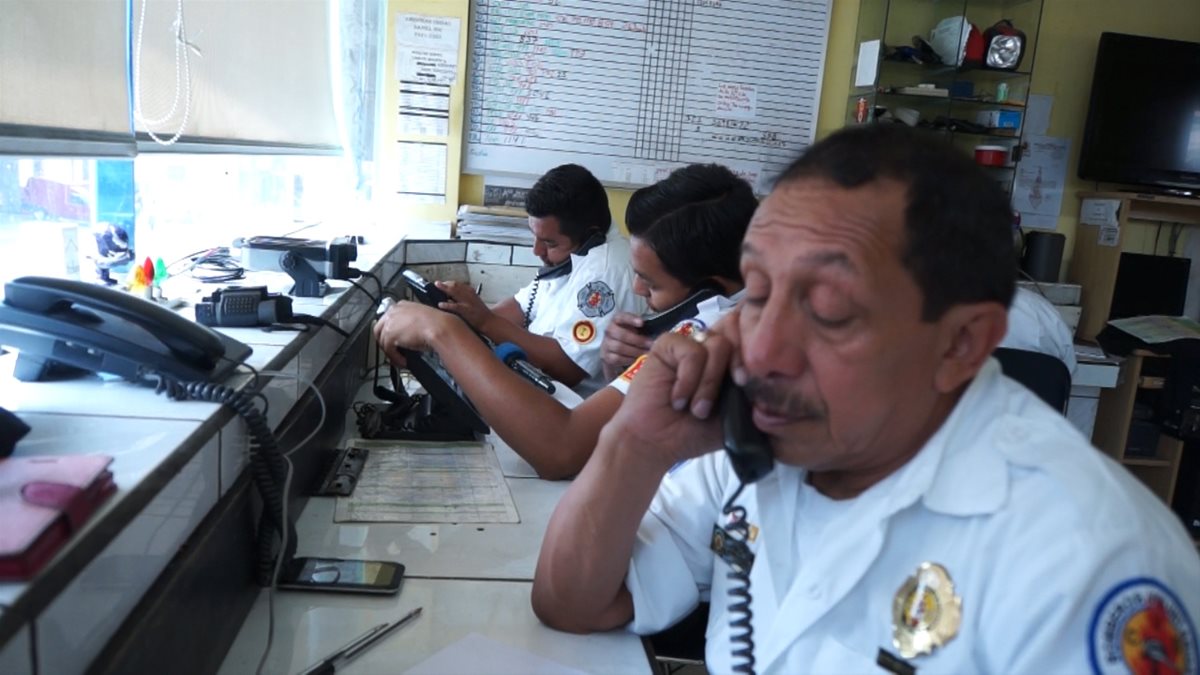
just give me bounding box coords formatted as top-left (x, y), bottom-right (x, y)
top-left (493, 342), bottom-right (556, 394)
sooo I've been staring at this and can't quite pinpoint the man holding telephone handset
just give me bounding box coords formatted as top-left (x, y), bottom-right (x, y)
top-left (375, 165), bottom-right (755, 479)
top-left (533, 125), bottom-right (1200, 672)
top-left (421, 163), bottom-right (642, 396)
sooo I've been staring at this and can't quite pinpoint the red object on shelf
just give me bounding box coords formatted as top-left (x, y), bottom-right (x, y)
top-left (0, 455), bottom-right (116, 580)
top-left (963, 24), bottom-right (986, 65)
top-left (974, 145), bottom-right (1009, 167)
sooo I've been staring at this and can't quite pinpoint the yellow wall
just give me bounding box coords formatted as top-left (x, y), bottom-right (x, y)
top-left (1029, 1), bottom-right (1200, 273)
top-left (458, 0), bottom-right (862, 232)
top-left (382, 0), bottom-right (470, 222)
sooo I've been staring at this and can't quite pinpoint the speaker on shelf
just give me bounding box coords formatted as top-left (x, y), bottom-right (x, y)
top-left (1021, 231), bottom-right (1065, 283)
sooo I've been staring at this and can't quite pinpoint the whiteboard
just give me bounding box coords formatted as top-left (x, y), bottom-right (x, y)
top-left (465, 0), bottom-right (832, 192)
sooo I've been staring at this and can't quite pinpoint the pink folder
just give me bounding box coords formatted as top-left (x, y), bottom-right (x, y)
top-left (0, 455), bottom-right (116, 580)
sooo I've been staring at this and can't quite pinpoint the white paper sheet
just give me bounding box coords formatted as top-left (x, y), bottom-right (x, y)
top-left (396, 14), bottom-right (461, 85)
top-left (395, 141), bottom-right (448, 204)
top-left (855, 40), bottom-right (880, 87)
top-left (1108, 315), bottom-right (1200, 344)
top-left (1080, 198), bottom-right (1121, 227)
top-left (1098, 225), bottom-right (1120, 247)
top-left (336, 441), bottom-right (517, 523)
top-left (1014, 135), bottom-right (1070, 229)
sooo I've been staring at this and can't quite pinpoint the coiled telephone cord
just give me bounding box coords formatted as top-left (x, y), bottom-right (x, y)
top-left (721, 484), bottom-right (757, 675)
top-left (523, 277), bottom-right (539, 328)
top-left (153, 376), bottom-right (297, 586)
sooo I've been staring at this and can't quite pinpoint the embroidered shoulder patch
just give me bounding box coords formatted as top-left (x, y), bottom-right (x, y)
top-left (1089, 577), bottom-right (1197, 675)
top-left (619, 354), bottom-right (649, 382)
top-left (572, 320), bottom-right (596, 344)
top-left (671, 318), bottom-right (707, 337)
top-left (577, 281), bottom-right (615, 318)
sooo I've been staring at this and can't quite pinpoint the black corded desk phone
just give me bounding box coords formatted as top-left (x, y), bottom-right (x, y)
top-left (401, 267), bottom-right (555, 393)
top-left (0, 278), bottom-right (294, 590)
top-left (639, 285), bottom-right (723, 337)
top-left (356, 270), bottom-right (491, 441)
top-left (0, 276), bottom-right (251, 384)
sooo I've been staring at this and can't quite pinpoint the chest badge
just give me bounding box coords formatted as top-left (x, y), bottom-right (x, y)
top-left (892, 562), bottom-right (962, 659)
top-left (572, 320), bottom-right (596, 344)
top-left (577, 281), bottom-right (615, 318)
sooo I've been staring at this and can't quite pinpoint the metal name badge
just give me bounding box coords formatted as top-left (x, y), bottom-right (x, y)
top-left (892, 562), bottom-right (962, 659)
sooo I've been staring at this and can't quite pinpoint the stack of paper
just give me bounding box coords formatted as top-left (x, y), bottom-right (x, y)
top-left (455, 205), bottom-right (532, 245)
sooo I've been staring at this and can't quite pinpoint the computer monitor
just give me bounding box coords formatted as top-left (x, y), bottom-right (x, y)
top-left (1109, 253), bottom-right (1191, 320)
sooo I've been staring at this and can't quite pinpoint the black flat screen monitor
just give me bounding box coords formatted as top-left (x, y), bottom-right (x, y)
top-left (1109, 253), bottom-right (1191, 321)
top-left (1078, 32), bottom-right (1200, 194)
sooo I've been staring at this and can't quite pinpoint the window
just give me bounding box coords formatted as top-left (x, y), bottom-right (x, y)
top-left (0, 0), bottom-right (387, 289)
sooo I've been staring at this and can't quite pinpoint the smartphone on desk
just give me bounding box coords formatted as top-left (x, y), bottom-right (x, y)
top-left (720, 379), bottom-right (775, 484)
top-left (278, 557), bottom-right (405, 595)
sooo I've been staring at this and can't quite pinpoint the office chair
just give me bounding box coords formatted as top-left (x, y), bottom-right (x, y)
top-left (992, 347), bottom-right (1072, 413)
top-left (645, 602), bottom-right (709, 674)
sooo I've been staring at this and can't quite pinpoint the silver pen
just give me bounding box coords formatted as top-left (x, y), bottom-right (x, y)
top-left (299, 607), bottom-right (424, 674)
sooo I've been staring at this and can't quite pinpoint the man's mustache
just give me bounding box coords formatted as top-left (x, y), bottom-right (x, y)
top-left (742, 376), bottom-right (826, 420)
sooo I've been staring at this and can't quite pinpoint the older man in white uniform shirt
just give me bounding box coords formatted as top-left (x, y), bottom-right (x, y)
top-left (532, 125), bottom-right (1200, 674)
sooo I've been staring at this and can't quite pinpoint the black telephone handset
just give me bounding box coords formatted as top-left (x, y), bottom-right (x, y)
top-left (400, 269), bottom-right (489, 344)
top-left (638, 286), bottom-right (722, 337)
top-left (720, 378), bottom-right (774, 484)
top-left (0, 276), bottom-right (251, 384)
top-left (401, 269), bottom-right (453, 308)
top-left (399, 268), bottom-right (555, 395)
top-left (533, 229), bottom-right (607, 281)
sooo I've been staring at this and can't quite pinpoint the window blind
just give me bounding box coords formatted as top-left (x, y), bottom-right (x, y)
top-left (134, 0), bottom-right (342, 152)
top-left (0, 1), bottom-right (134, 156)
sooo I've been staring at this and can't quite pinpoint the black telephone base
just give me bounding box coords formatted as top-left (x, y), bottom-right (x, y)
top-left (355, 397), bottom-right (481, 443)
top-left (12, 354), bottom-right (91, 382)
top-left (361, 428), bottom-right (478, 443)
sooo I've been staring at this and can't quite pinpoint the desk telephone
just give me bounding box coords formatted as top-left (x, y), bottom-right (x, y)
top-left (355, 269), bottom-right (491, 440)
top-left (194, 286), bottom-right (294, 328)
top-left (400, 268), bottom-right (555, 394)
top-left (0, 276), bottom-right (251, 384)
top-left (638, 285), bottom-right (722, 337)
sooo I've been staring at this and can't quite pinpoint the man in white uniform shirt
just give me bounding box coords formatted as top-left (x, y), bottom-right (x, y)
top-left (374, 164), bottom-right (755, 479)
top-left (533, 125), bottom-right (1200, 673)
top-left (1001, 285), bottom-right (1078, 374)
top-left (426, 164), bottom-right (643, 397)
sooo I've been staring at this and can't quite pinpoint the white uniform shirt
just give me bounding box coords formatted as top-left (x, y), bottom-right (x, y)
top-left (625, 359), bottom-right (1200, 674)
top-left (513, 227), bottom-right (644, 397)
top-left (1002, 287), bottom-right (1077, 374)
top-left (608, 290), bottom-right (743, 396)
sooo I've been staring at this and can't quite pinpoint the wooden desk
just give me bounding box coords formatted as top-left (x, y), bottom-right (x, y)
top-left (1069, 191), bottom-right (1200, 341)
